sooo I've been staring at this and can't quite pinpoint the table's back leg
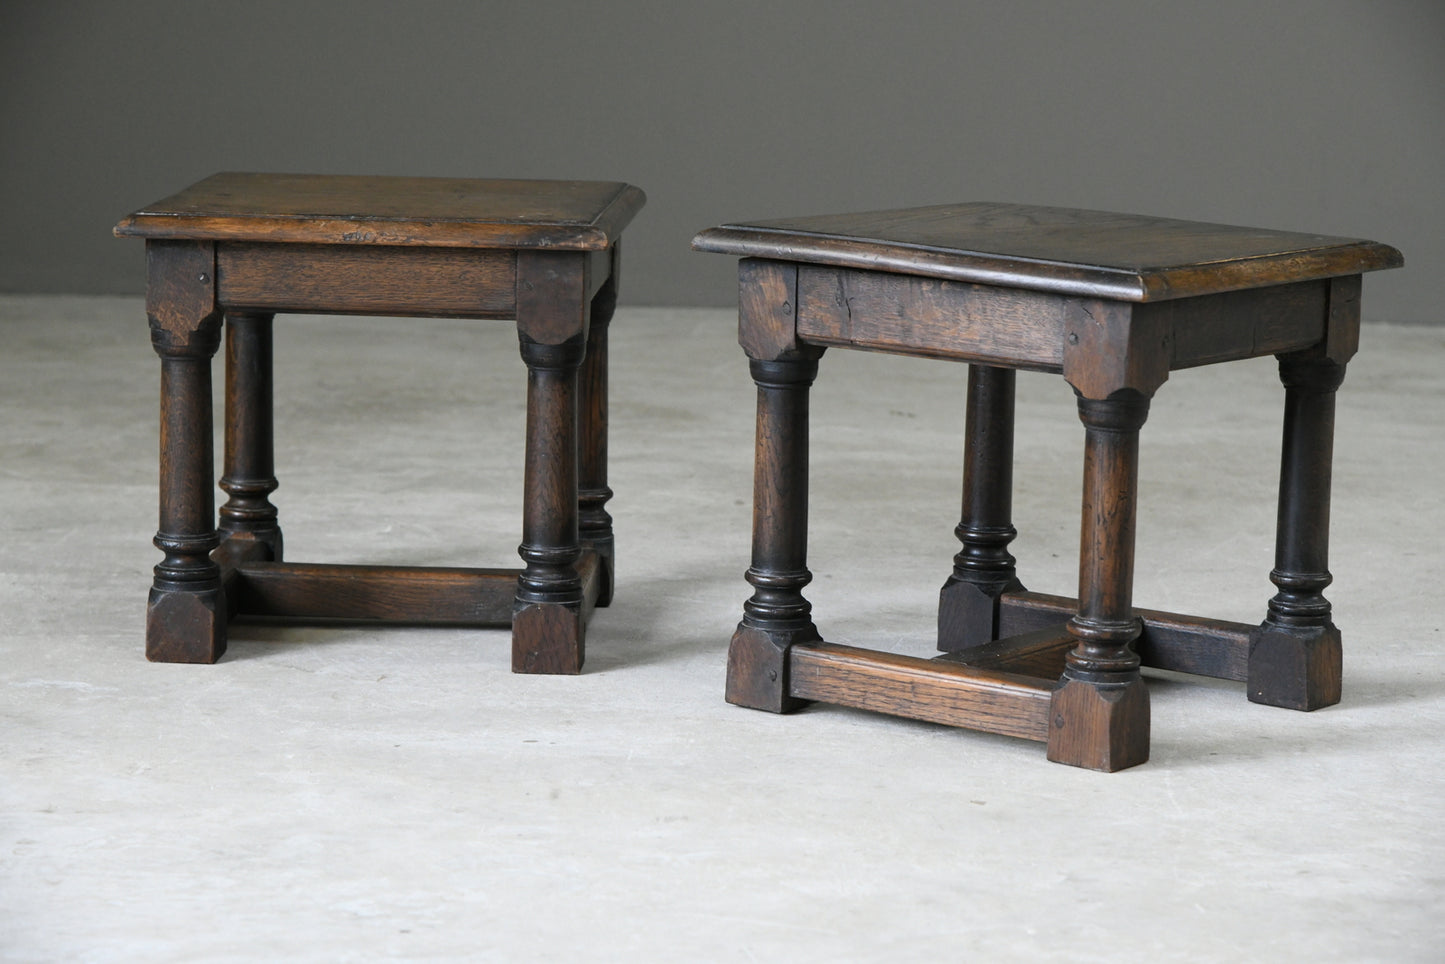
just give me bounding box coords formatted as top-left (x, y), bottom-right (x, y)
top-left (578, 258), bottom-right (617, 607)
top-left (1248, 353), bottom-right (1347, 710)
top-left (218, 311), bottom-right (283, 564)
top-left (939, 365), bottom-right (1024, 652)
top-left (1046, 390), bottom-right (1152, 771)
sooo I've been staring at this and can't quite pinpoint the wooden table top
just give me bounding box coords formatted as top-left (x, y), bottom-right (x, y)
top-left (116, 172), bottom-right (646, 250)
top-left (693, 202), bottom-right (1401, 301)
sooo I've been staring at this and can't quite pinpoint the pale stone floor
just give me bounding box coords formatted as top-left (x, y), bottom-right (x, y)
top-left (2, 296), bottom-right (1442, 961)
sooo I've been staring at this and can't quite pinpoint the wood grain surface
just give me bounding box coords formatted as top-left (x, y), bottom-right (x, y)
top-left (118, 172), bottom-right (646, 249)
top-left (695, 202), bottom-right (1401, 301)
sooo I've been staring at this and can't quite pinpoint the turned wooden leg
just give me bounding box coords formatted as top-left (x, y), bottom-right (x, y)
top-left (218, 311), bottom-right (282, 564)
top-left (513, 336), bottom-right (587, 674)
top-left (145, 241), bottom-right (226, 663)
top-left (578, 269), bottom-right (616, 607)
top-left (1248, 354), bottom-right (1347, 710)
top-left (939, 365), bottom-right (1023, 652)
top-left (1047, 390), bottom-right (1151, 771)
top-left (726, 357), bottom-right (823, 713)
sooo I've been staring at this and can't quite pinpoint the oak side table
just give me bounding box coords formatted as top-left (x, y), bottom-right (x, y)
top-left (694, 203), bottom-right (1401, 770)
top-left (116, 172), bottom-right (645, 673)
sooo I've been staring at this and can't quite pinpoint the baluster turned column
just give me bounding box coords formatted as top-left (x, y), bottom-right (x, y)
top-left (218, 311), bottom-right (283, 564)
top-left (145, 241), bottom-right (226, 663)
top-left (1248, 353), bottom-right (1348, 710)
top-left (1046, 390), bottom-right (1152, 771)
top-left (513, 336), bottom-right (587, 673)
top-left (512, 249), bottom-right (593, 674)
top-left (578, 264), bottom-right (617, 606)
top-left (726, 356), bottom-right (822, 713)
top-left (939, 364), bottom-right (1023, 651)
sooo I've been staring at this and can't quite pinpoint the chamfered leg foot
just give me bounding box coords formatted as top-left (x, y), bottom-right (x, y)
top-left (146, 587), bottom-right (226, 663)
top-left (1247, 622), bottom-right (1342, 711)
top-left (725, 623), bottom-right (816, 714)
top-left (512, 603), bottom-right (584, 675)
top-left (1045, 675), bottom-right (1150, 772)
top-left (939, 576), bottom-right (1020, 653)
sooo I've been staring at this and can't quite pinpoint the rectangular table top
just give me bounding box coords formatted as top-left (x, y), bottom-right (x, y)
top-left (693, 202), bottom-right (1401, 301)
top-left (116, 172), bottom-right (646, 250)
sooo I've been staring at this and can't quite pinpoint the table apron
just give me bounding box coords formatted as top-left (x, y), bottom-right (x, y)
top-left (214, 243), bottom-right (613, 319)
top-left (792, 264), bottom-right (1334, 371)
top-left (795, 264), bottom-right (1069, 368)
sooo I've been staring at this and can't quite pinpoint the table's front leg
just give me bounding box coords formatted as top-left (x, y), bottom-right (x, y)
top-left (727, 356), bottom-right (824, 713)
top-left (726, 259), bottom-right (825, 712)
top-left (1046, 390), bottom-right (1152, 771)
top-left (514, 336), bottom-right (586, 672)
top-left (145, 241), bottom-right (226, 662)
top-left (513, 251), bottom-right (590, 674)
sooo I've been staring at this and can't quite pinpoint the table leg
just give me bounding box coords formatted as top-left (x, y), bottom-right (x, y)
top-left (939, 365), bottom-right (1023, 652)
top-left (579, 268), bottom-right (616, 607)
top-left (145, 241), bottom-right (226, 662)
top-left (1248, 354), bottom-right (1347, 710)
top-left (218, 311), bottom-right (283, 563)
top-left (1047, 390), bottom-right (1151, 771)
top-left (726, 357), bottom-right (822, 713)
top-left (514, 336), bottom-right (587, 674)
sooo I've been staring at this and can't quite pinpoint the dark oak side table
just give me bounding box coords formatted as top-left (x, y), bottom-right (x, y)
top-left (116, 172), bottom-right (645, 673)
top-left (694, 203), bottom-right (1401, 770)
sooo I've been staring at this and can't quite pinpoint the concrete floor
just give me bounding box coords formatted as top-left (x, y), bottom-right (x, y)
top-left (2, 295), bottom-right (1442, 961)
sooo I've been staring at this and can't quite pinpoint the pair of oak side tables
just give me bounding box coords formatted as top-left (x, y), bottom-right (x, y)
top-left (115, 172), bottom-right (1402, 771)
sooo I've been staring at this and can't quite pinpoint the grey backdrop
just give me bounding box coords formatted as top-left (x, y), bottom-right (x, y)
top-left (3, 0), bottom-right (1441, 320)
